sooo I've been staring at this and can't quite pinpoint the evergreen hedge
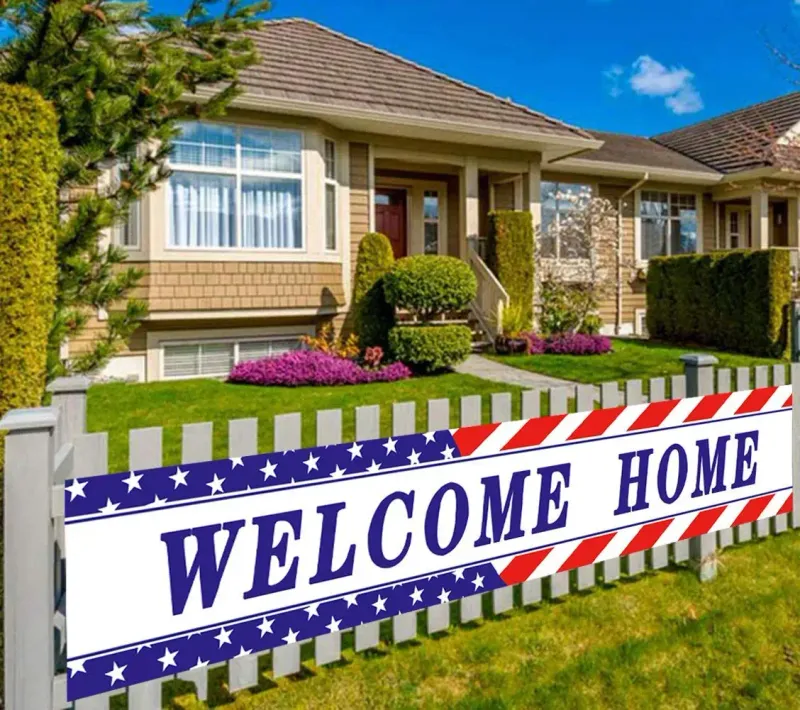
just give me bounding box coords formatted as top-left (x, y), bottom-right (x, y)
top-left (487, 211), bottom-right (534, 328)
top-left (388, 324), bottom-right (473, 374)
top-left (646, 249), bottom-right (791, 358)
top-left (0, 85), bottom-right (61, 421)
top-left (353, 232), bottom-right (395, 348)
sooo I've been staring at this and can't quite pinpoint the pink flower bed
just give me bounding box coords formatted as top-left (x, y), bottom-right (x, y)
top-left (228, 350), bottom-right (412, 387)
top-left (523, 333), bottom-right (612, 355)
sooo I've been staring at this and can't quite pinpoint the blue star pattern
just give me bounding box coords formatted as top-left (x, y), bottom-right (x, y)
top-left (67, 560), bottom-right (503, 700)
top-left (64, 429), bottom-right (461, 520)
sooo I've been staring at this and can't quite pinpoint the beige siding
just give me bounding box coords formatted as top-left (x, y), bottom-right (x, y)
top-left (349, 142), bottom-right (370, 278)
top-left (447, 175), bottom-right (460, 257)
top-left (702, 193), bottom-right (716, 251)
top-left (493, 181), bottom-right (515, 210)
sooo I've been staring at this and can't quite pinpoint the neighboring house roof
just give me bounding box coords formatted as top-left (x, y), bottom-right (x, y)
top-left (653, 91), bottom-right (800, 173)
top-left (238, 19), bottom-right (592, 142)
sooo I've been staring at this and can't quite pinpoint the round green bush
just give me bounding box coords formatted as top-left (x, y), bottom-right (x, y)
top-left (353, 232), bottom-right (395, 348)
top-left (388, 324), bottom-right (472, 373)
top-left (383, 255), bottom-right (477, 321)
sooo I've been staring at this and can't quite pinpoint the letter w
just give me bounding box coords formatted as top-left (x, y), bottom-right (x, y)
top-left (161, 519), bottom-right (245, 616)
top-left (474, 470), bottom-right (530, 547)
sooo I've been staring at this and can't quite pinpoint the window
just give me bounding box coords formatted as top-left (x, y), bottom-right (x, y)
top-left (540, 181), bottom-right (592, 259)
top-left (113, 201), bottom-right (141, 249)
top-left (163, 337), bottom-right (300, 379)
top-left (423, 190), bottom-right (439, 254)
top-left (168, 121), bottom-right (303, 250)
top-left (324, 139), bottom-right (337, 251)
top-left (639, 191), bottom-right (697, 260)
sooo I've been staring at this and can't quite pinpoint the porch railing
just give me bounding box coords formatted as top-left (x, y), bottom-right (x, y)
top-left (467, 238), bottom-right (509, 341)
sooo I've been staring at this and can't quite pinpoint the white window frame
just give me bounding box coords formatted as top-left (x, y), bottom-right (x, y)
top-left (108, 162), bottom-right (142, 250)
top-left (423, 189), bottom-right (441, 255)
top-left (167, 121), bottom-right (305, 252)
top-left (324, 138), bottom-right (337, 252)
top-left (160, 334), bottom-right (301, 380)
top-left (634, 190), bottom-right (703, 265)
top-left (539, 180), bottom-right (596, 262)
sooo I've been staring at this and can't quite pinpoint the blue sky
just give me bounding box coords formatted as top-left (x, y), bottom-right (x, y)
top-left (135, 1), bottom-right (800, 135)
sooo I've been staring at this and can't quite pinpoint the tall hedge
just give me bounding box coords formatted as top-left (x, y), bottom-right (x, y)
top-left (353, 232), bottom-right (395, 348)
top-left (487, 211), bottom-right (534, 328)
top-left (646, 249), bottom-right (791, 358)
top-left (0, 85), bottom-right (61, 421)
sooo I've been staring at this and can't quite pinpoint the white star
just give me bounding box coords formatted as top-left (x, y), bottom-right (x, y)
top-left (149, 495), bottom-right (167, 508)
top-left (407, 449), bottom-right (421, 466)
top-left (67, 659), bottom-right (86, 677)
top-left (105, 661), bottom-right (126, 685)
top-left (441, 444), bottom-right (455, 460)
top-left (207, 473), bottom-right (225, 495)
top-left (192, 657), bottom-right (209, 669)
top-left (453, 568), bottom-right (465, 581)
top-left (438, 588), bottom-right (451, 604)
top-left (214, 627), bottom-right (232, 647)
top-left (236, 645), bottom-right (252, 657)
top-left (409, 586), bottom-right (423, 605)
top-left (170, 467), bottom-right (189, 488)
top-left (304, 452), bottom-right (320, 473)
top-left (383, 437), bottom-right (397, 454)
top-left (372, 594), bottom-right (387, 614)
top-left (424, 431), bottom-right (437, 444)
top-left (326, 616), bottom-right (342, 633)
top-left (305, 602), bottom-right (320, 619)
top-left (98, 498), bottom-right (119, 515)
top-left (65, 478), bottom-right (88, 501)
top-left (122, 470), bottom-right (143, 492)
top-left (472, 573), bottom-right (485, 590)
top-left (366, 459), bottom-right (382, 473)
top-left (257, 617), bottom-right (273, 637)
top-left (158, 647), bottom-right (178, 670)
top-left (260, 459), bottom-right (278, 480)
top-left (347, 441), bottom-right (363, 460)
top-left (136, 643), bottom-right (152, 653)
top-left (230, 456), bottom-right (244, 469)
top-left (330, 464), bottom-right (346, 478)
top-left (282, 628), bottom-right (299, 644)
top-left (344, 593), bottom-right (359, 607)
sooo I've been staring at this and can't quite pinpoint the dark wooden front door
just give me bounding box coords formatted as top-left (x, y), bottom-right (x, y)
top-left (375, 188), bottom-right (407, 259)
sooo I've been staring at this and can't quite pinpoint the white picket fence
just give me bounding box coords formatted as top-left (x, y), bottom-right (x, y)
top-left (3, 356), bottom-right (799, 709)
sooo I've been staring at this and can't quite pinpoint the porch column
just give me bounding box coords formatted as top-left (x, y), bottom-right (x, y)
top-left (521, 160), bottom-right (542, 232)
top-left (751, 188), bottom-right (770, 249)
top-left (788, 194), bottom-right (800, 248)
top-left (461, 156), bottom-right (479, 259)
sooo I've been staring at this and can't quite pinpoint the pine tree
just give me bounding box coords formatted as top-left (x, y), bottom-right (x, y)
top-left (0, 0), bottom-right (269, 378)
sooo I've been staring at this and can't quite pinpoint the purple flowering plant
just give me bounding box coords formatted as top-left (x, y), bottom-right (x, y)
top-left (522, 332), bottom-right (611, 356)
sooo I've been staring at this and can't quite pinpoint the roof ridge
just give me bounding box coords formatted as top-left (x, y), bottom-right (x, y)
top-left (257, 18), bottom-right (592, 140)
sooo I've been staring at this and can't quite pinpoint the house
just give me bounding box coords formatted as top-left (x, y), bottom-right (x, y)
top-left (78, 19), bottom-right (800, 381)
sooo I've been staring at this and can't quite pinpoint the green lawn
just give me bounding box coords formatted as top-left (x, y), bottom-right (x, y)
top-left (489, 338), bottom-right (786, 385)
top-left (88, 374), bottom-right (527, 473)
top-left (158, 531), bottom-right (800, 709)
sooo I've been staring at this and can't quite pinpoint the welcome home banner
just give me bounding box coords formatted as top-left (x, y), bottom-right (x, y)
top-left (64, 385), bottom-right (794, 700)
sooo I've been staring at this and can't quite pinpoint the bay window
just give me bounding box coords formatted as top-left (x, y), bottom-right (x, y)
top-left (639, 191), bottom-right (697, 260)
top-left (168, 121), bottom-right (303, 250)
top-left (540, 181), bottom-right (592, 259)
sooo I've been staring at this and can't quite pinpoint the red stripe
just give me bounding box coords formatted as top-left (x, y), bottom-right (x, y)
top-left (621, 518), bottom-right (674, 556)
top-left (499, 547), bottom-right (552, 585)
top-left (784, 394), bottom-right (793, 408)
top-left (732, 494), bottom-right (774, 527)
top-left (779, 493), bottom-right (793, 515)
top-left (451, 423), bottom-right (500, 457)
top-left (628, 400), bottom-right (680, 431)
top-left (558, 532), bottom-right (616, 572)
top-left (684, 393), bottom-right (732, 422)
top-left (501, 414), bottom-right (566, 451)
top-left (567, 407), bottom-right (625, 441)
top-left (735, 386), bottom-right (777, 415)
top-left (679, 505), bottom-right (727, 540)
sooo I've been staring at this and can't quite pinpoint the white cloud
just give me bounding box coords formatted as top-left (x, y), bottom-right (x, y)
top-left (603, 55), bottom-right (703, 115)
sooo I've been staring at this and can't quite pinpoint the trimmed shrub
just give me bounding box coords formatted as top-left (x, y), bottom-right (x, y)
top-left (0, 85), bottom-right (61, 422)
top-left (388, 325), bottom-right (472, 373)
top-left (228, 350), bottom-right (411, 386)
top-left (646, 250), bottom-right (791, 358)
top-left (383, 255), bottom-right (477, 321)
top-left (487, 211), bottom-right (534, 328)
top-left (353, 232), bottom-right (395, 348)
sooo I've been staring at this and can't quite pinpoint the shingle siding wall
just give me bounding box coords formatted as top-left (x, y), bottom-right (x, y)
top-left (349, 142), bottom-right (370, 278)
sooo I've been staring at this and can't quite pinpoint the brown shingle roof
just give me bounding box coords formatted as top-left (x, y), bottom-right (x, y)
top-left (652, 92), bottom-right (800, 173)
top-left (579, 131), bottom-right (718, 174)
top-left (238, 19), bottom-right (592, 141)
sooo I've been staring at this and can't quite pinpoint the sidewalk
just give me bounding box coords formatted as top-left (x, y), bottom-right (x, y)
top-left (455, 354), bottom-right (581, 391)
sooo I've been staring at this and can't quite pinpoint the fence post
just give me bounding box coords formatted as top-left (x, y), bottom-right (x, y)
top-left (681, 354), bottom-right (718, 581)
top-left (792, 300), bottom-right (800, 363)
top-left (46, 375), bottom-right (89, 451)
top-left (1, 406), bottom-right (59, 710)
